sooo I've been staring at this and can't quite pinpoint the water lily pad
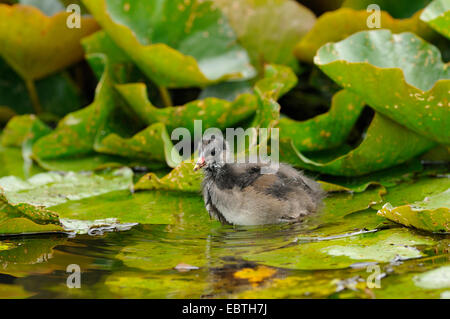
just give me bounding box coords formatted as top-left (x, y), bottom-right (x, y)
top-left (117, 83), bottom-right (258, 135)
top-left (1, 115), bottom-right (51, 147)
top-left (0, 167), bottom-right (133, 207)
top-left (421, 0), bottom-right (450, 39)
top-left (244, 228), bottom-right (435, 270)
top-left (315, 30), bottom-right (450, 144)
top-left (117, 64), bottom-right (295, 135)
top-left (378, 188), bottom-right (449, 233)
top-left (215, 0), bottom-right (316, 70)
top-left (52, 189), bottom-right (207, 225)
top-left (32, 54), bottom-right (116, 160)
top-left (94, 122), bottom-right (181, 168)
top-left (280, 113), bottom-right (435, 176)
top-left (278, 89), bottom-right (365, 152)
top-left (134, 161), bottom-right (202, 193)
top-left (83, 0), bottom-right (255, 88)
top-left (319, 159), bottom-right (424, 192)
top-left (295, 8), bottom-right (432, 63)
top-left (0, 189), bottom-right (63, 235)
top-left (0, 4), bottom-right (99, 80)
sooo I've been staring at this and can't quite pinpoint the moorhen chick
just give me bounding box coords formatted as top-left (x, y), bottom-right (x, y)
top-left (194, 135), bottom-right (324, 225)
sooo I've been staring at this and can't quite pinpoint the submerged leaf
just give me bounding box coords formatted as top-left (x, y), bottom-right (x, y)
top-left (83, 0), bottom-right (255, 88)
top-left (315, 30), bottom-right (450, 144)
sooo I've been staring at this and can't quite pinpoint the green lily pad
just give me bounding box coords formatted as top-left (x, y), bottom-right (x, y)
top-left (295, 8), bottom-right (432, 63)
top-left (117, 64), bottom-right (295, 136)
top-left (0, 167), bottom-right (135, 235)
top-left (315, 30), bottom-right (450, 144)
top-left (378, 188), bottom-right (449, 233)
top-left (0, 189), bottom-right (63, 235)
top-left (83, 0), bottom-right (255, 88)
top-left (1, 115), bottom-right (51, 147)
top-left (280, 113), bottom-right (435, 176)
top-left (244, 228), bottom-right (435, 270)
top-left (116, 83), bottom-right (257, 135)
top-left (421, 0), bottom-right (450, 39)
top-left (32, 53), bottom-right (116, 160)
top-left (0, 4), bottom-right (99, 80)
top-left (378, 176), bottom-right (450, 209)
top-left (342, 0), bottom-right (431, 19)
top-left (0, 167), bottom-right (133, 207)
top-left (134, 161), bottom-right (202, 193)
top-left (215, 0), bottom-right (316, 70)
top-left (278, 89), bottom-right (365, 152)
top-left (52, 189), bottom-right (207, 225)
top-left (319, 159), bottom-right (424, 192)
top-left (94, 122), bottom-right (181, 168)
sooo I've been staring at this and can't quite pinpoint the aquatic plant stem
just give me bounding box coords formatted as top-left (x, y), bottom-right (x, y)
top-left (25, 78), bottom-right (42, 114)
top-left (159, 86), bottom-right (173, 107)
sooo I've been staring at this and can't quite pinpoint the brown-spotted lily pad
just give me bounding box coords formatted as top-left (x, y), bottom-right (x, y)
top-left (315, 29), bottom-right (450, 144)
top-left (278, 89), bottom-right (365, 152)
top-left (280, 113), bottom-right (436, 176)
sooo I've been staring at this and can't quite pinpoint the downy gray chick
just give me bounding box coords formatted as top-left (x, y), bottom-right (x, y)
top-left (194, 134), bottom-right (324, 225)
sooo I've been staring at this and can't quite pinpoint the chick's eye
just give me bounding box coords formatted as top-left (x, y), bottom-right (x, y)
top-left (211, 149), bottom-right (216, 156)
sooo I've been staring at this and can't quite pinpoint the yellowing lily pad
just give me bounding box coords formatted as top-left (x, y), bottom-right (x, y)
top-left (83, 0), bottom-right (255, 88)
top-left (315, 29), bottom-right (450, 144)
top-left (295, 8), bottom-right (432, 63)
top-left (134, 161), bottom-right (202, 193)
top-left (0, 4), bottom-right (99, 80)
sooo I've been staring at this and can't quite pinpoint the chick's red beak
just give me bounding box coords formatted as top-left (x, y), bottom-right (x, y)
top-left (194, 157), bottom-right (206, 171)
